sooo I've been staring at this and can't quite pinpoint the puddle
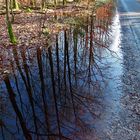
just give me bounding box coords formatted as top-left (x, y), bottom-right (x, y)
top-left (0, 7), bottom-right (123, 140)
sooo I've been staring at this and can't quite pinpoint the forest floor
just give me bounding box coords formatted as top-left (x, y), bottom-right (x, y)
top-left (0, 1), bottom-right (114, 80)
top-left (0, 1), bottom-right (113, 45)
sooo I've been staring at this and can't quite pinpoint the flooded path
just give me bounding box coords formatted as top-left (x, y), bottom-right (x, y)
top-left (93, 0), bottom-right (140, 139)
top-left (0, 1), bottom-right (140, 139)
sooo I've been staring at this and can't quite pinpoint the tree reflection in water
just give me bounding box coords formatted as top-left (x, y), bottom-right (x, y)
top-left (0, 13), bottom-right (114, 140)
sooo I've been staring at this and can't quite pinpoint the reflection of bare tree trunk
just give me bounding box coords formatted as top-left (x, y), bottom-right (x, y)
top-left (1, 125), bottom-right (5, 140)
top-left (10, 60), bottom-right (24, 114)
top-left (12, 48), bottom-right (39, 139)
top-left (99, 19), bottom-right (102, 44)
top-left (65, 31), bottom-right (76, 117)
top-left (65, 31), bottom-right (71, 91)
top-left (55, 35), bottom-right (61, 99)
top-left (12, 48), bottom-right (28, 88)
top-left (37, 47), bottom-right (51, 140)
top-left (73, 30), bottom-right (78, 87)
top-left (89, 16), bottom-right (94, 62)
top-left (64, 32), bottom-right (67, 103)
top-left (82, 17), bottom-right (89, 64)
top-left (88, 16), bottom-right (94, 86)
top-left (105, 18), bottom-right (109, 45)
top-left (21, 49), bottom-right (39, 139)
top-left (48, 47), bottom-right (61, 140)
top-left (85, 17), bottom-right (89, 48)
top-left (4, 76), bottom-right (32, 140)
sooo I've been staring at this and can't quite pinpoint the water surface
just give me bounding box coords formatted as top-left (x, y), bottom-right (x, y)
top-left (0, 9), bottom-right (122, 140)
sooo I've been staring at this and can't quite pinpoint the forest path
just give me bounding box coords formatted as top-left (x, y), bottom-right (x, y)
top-left (94, 0), bottom-right (140, 139)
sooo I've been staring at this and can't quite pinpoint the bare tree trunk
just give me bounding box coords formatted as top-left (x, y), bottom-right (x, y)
top-left (41, 0), bottom-right (46, 9)
top-left (5, 0), bottom-right (17, 44)
top-left (54, 0), bottom-right (57, 7)
top-left (12, 0), bottom-right (19, 9)
top-left (63, 0), bottom-right (66, 6)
